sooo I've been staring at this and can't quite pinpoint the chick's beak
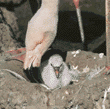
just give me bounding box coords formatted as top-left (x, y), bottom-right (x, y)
top-left (55, 70), bottom-right (59, 78)
top-left (51, 64), bottom-right (62, 78)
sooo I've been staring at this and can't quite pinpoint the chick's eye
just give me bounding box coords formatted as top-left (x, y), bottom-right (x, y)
top-left (51, 64), bottom-right (53, 67)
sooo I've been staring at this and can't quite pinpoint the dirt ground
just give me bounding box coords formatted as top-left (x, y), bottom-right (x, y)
top-left (0, 48), bottom-right (110, 109)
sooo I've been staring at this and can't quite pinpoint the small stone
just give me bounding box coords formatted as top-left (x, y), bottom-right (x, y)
top-left (73, 54), bottom-right (76, 57)
top-left (93, 57), bottom-right (96, 59)
top-left (76, 49), bottom-right (81, 54)
top-left (72, 65), bottom-right (78, 70)
top-left (82, 66), bottom-right (90, 73)
top-left (71, 51), bottom-right (76, 54)
top-left (62, 96), bottom-right (65, 100)
top-left (99, 53), bottom-right (104, 59)
top-left (65, 90), bottom-right (69, 95)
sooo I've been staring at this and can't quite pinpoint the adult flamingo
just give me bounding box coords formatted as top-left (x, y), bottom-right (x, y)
top-left (24, 0), bottom-right (59, 69)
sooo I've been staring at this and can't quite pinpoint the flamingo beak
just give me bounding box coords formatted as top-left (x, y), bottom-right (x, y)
top-left (51, 64), bottom-right (62, 78)
top-left (53, 66), bottom-right (60, 78)
top-left (55, 70), bottom-right (59, 78)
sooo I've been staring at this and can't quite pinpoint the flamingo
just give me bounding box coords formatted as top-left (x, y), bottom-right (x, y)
top-left (24, 0), bottom-right (59, 69)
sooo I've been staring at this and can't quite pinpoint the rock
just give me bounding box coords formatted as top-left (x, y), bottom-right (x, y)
top-left (0, 0), bottom-right (26, 5)
top-left (0, 23), bottom-right (20, 51)
top-left (1, 7), bottom-right (21, 40)
top-left (0, 7), bottom-right (22, 51)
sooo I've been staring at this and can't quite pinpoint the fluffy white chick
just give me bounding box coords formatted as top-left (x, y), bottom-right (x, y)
top-left (41, 54), bottom-right (72, 90)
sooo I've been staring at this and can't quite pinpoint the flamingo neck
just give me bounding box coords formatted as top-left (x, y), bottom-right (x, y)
top-left (41, 0), bottom-right (59, 12)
